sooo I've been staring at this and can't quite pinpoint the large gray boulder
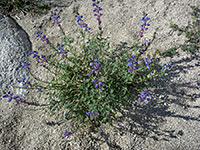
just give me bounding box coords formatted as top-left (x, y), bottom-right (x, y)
top-left (0, 13), bottom-right (30, 96)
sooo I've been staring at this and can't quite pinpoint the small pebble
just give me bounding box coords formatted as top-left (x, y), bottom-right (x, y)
top-left (195, 62), bottom-right (200, 66)
top-left (180, 90), bottom-right (185, 95)
top-left (161, 95), bottom-right (165, 100)
top-left (197, 81), bottom-right (200, 86)
top-left (15, 15), bottom-right (21, 20)
top-left (177, 130), bottom-right (184, 136)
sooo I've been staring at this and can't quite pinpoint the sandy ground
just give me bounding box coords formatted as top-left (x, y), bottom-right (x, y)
top-left (0, 0), bottom-right (200, 149)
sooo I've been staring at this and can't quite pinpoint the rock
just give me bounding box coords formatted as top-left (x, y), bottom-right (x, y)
top-left (0, 13), bottom-right (30, 96)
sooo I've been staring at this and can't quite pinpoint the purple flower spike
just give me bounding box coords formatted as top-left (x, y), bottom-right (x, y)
top-left (144, 57), bottom-right (152, 70)
top-left (57, 44), bottom-right (68, 62)
top-left (92, 0), bottom-right (103, 25)
top-left (91, 78), bottom-right (104, 91)
top-left (163, 61), bottom-right (172, 70)
top-left (36, 31), bottom-right (50, 44)
top-left (98, 81), bottom-right (104, 91)
top-left (3, 91), bottom-right (13, 102)
top-left (51, 12), bottom-right (61, 27)
top-left (64, 131), bottom-right (72, 138)
top-left (40, 56), bottom-right (48, 66)
top-left (29, 51), bottom-right (40, 62)
top-left (18, 77), bottom-right (25, 83)
top-left (141, 14), bottom-right (150, 28)
top-left (29, 51), bottom-right (39, 58)
top-left (46, 121), bottom-right (56, 126)
top-left (18, 78), bottom-right (32, 88)
top-left (21, 60), bottom-right (30, 70)
top-left (127, 55), bottom-right (137, 73)
top-left (139, 13), bottom-right (150, 37)
top-left (138, 88), bottom-right (152, 103)
top-left (3, 92), bottom-right (28, 104)
top-left (29, 51), bottom-right (48, 66)
top-left (75, 15), bottom-right (91, 33)
top-left (92, 78), bottom-right (98, 83)
top-left (37, 88), bottom-right (42, 93)
top-left (94, 59), bottom-right (98, 63)
top-left (118, 123), bottom-right (125, 129)
top-left (86, 110), bottom-right (97, 120)
top-left (87, 58), bottom-right (103, 76)
top-left (99, 125), bottom-right (103, 133)
top-left (52, 101), bottom-right (56, 105)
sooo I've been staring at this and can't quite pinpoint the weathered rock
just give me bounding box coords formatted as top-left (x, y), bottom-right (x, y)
top-left (0, 13), bottom-right (30, 96)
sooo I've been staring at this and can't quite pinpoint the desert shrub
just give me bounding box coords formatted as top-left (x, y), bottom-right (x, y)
top-left (162, 5), bottom-right (200, 56)
top-left (3, 0), bottom-right (173, 138)
top-left (0, 0), bottom-right (49, 15)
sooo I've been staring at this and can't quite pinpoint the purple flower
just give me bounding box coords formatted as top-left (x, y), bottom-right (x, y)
top-left (86, 110), bottom-right (97, 120)
top-left (18, 77), bottom-right (25, 84)
top-left (163, 61), bottom-right (172, 70)
top-left (37, 88), bottom-right (42, 93)
top-left (75, 15), bottom-right (91, 33)
top-left (40, 56), bottom-right (48, 66)
top-left (64, 113), bottom-right (68, 118)
top-left (138, 13), bottom-right (150, 37)
top-left (127, 55), bottom-right (138, 73)
top-left (29, 51), bottom-right (39, 59)
top-left (92, 78), bottom-right (99, 83)
top-left (91, 78), bottom-right (104, 91)
top-left (18, 78), bottom-right (42, 92)
top-left (51, 12), bottom-right (61, 27)
top-left (87, 58), bottom-right (104, 90)
top-left (90, 62), bottom-right (94, 66)
top-left (139, 39), bottom-right (150, 52)
top-left (29, 51), bottom-right (40, 62)
top-left (29, 51), bottom-right (48, 66)
top-left (64, 131), bottom-right (72, 138)
top-left (18, 97), bottom-right (27, 103)
top-left (117, 123), bottom-right (125, 129)
top-left (2, 92), bottom-right (27, 104)
top-left (92, 0), bottom-right (103, 25)
top-left (99, 125), bottom-right (103, 133)
top-left (58, 44), bottom-right (68, 62)
top-left (141, 14), bottom-right (150, 28)
top-left (36, 31), bottom-right (50, 44)
top-left (46, 121), bottom-right (55, 126)
top-left (138, 88), bottom-right (152, 103)
top-left (18, 77), bottom-right (32, 88)
top-left (21, 60), bottom-right (30, 70)
top-left (87, 59), bottom-right (103, 76)
top-left (95, 81), bottom-right (104, 91)
top-left (144, 57), bottom-right (152, 70)
top-left (3, 91), bottom-right (13, 102)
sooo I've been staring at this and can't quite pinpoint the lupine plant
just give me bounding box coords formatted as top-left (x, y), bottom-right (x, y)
top-left (162, 5), bottom-right (200, 56)
top-left (2, 0), bottom-right (173, 138)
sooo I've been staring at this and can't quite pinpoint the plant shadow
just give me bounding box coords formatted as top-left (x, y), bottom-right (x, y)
top-left (80, 41), bottom-right (200, 149)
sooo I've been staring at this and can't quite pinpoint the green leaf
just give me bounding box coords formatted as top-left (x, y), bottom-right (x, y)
top-left (177, 32), bottom-right (182, 36)
top-left (23, 5), bottom-right (29, 10)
